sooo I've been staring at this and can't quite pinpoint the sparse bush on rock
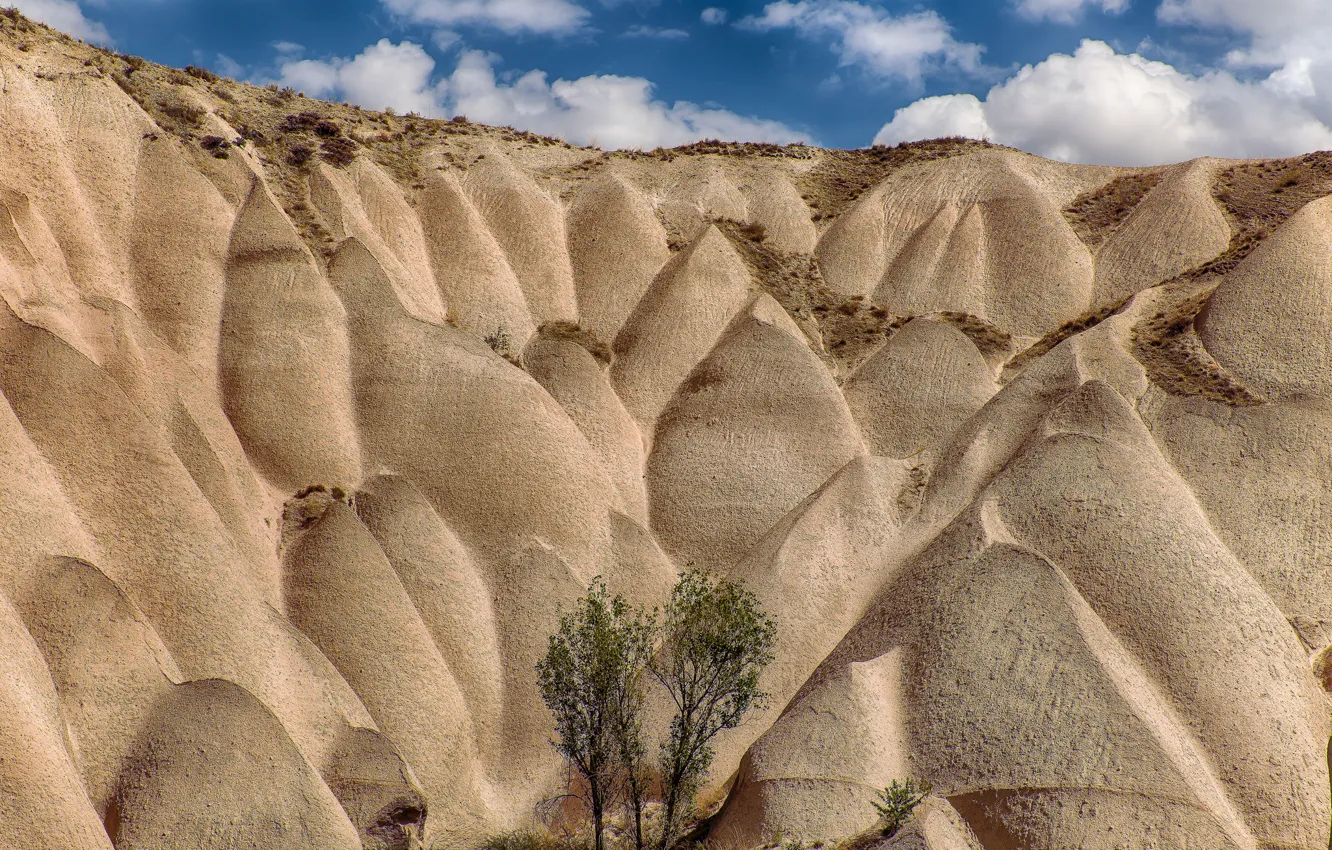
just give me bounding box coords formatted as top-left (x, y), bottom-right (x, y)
top-left (872, 780), bottom-right (930, 838)
top-left (539, 573), bottom-right (775, 850)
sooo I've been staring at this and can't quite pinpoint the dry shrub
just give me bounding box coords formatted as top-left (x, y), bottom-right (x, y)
top-left (158, 99), bottom-right (205, 126)
top-left (320, 136), bottom-right (358, 167)
top-left (199, 135), bottom-right (230, 158)
top-left (738, 221), bottom-right (767, 242)
top-left (279, 111), bottom-right (323, 134)
top-left (185, 64), bottom-right (218, 83)
top-left (287, 143), bottom-right (314, 167)
top-left (538, 321), bottom-right (613, 365)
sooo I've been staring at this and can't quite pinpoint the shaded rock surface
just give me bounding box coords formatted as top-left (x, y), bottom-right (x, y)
top-left (0, 21), bottom-right (1328, 850)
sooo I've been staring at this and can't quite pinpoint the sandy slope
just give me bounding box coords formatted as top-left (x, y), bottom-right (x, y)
top-left (0, 14), bottom-right (1329, 850)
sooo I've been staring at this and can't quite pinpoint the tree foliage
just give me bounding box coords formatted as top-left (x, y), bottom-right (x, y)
top-left (536, 579), bottom-right (654, 850)
top-left (536, 571), bottom-right (775, 850)
top-left (873, 779), bottom-right (931, 837)
top-left (649, 570), bottom-right (777, 850)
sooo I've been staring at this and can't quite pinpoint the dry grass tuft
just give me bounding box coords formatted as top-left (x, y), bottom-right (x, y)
top-left (1062, 170), bottom-right (1163, 249)
top-left (713, 218), bottom-right (911, 374)
top-left (1008, 297), bottom-right (1135, 373)
top-left (1132, 284), bottom-right (1264, 407)
top-left (465, 830), bottom-right (589, 850)
top-left (932, 311), bottom-right (1012, 360)
top-left (798, 137), bottom-right (999, 223)
top-left (538, 321), bottom-right (613, 366)
top-left (156, 98), bottom-right (205, 127)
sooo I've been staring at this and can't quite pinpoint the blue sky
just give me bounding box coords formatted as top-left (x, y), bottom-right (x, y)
top-left (17, 0), bottom-right (1332, 164)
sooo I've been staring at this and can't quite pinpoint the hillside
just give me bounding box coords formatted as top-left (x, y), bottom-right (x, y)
top-left (0, 10), bottom-right (1329, 850)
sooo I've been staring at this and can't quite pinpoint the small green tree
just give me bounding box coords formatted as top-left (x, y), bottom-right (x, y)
top-left (650, 570), bottom-right (777, 850)
top-left (537, 579), bottom-right (654, 850)
top-left (873, 779), bottom-right (931, 837)
top-left (610, 610), bottom-right (656, 850)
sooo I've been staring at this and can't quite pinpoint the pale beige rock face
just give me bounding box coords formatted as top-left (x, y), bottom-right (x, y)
top-left (14, 557), bottom-right (181, 818)
top-left (524, 335), bottom-right (650, 522)
top-left (0, 592), bottom-right (117, 850)
top-left (1198, 194), bottom-right (1332, 400)
top-left (567, 174), bottom-right (671, 343)
top-left (283, 502), bottom-right (486, 843)
top-left (843, 318), bottom-right (998, 458)
top-left (418, 167), bottom-right (537, 342)
top-left (0, 28), bottom-right (1329, 849)
top-left (129, 138), bottom-right (233, 381)
top-left (1091, 158), bottom-right (1231, 303)
top-left (220, 179), bottom-right (362, 490)
top-left (612, 224), bottom-right (754, 428)
top-left (465, 148), bottom-right (578, 324)
top-left (647, 294), bottom-right (865, 572)
top-left (112, 679), bottom-right (364, 850)
top-left (310, 160), bottom-right (446, 325)
top-left (817, 150), bottom-right (1096, 337)
top-left (354, 475), bottom-right (505, 764)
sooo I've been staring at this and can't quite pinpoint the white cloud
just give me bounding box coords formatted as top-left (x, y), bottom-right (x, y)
top-left (432, 29), bottom-right (462, 51)
top-left (379, 0), bottom-right (590, 35)
top-left (1014, 0), bottom-right (1128, 24)
top-left (1156, 0), bottom-right (1326, 40)
top-left (274, 41), bottom-right (806, 149)
top-left (1155, 0), bottom-right (1332, 128)
top-left (278, 40), bottom-right (445, 116)
top-left (215, 54), bottom-right (245, 80)
top-left (701, 6), bottom-right (728, 25)
top-left (740, 1), bottom-right (983, 84)
top-left (623, 24), bottom-right (688, 38)
top-left (442, 50), bottom-right (808, 148)
top-left (11, 0), bottom-right (109, 43)
top-left (875, 93), bottom-right (990, 142)
top-left (1157, 0), bottom-right (1332, 71)
top-left (873, 39), bottom-right (1332, 166)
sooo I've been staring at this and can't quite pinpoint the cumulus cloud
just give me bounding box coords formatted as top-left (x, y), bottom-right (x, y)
top-left (740, 1), bottom-right (982, 84)
top-left (1014, 0), bottom-right (1128, 24)
top-left (443, 50), bottom-right (808, 147)
top-left (275, 41), bottom-right (806, 149)
top-left (1157, 0), bottom-right (1332, 73)
top-left (1157, 0), bottom-right (1327, 41)
top-left (701, 7), bottom-right (728, 25)
top-left (379, 0), bottom-right (590, 35)
top-left (874, 39), bottom-right (1332, 165)
top-left (11, 0), bottom-right (109, 43)
top-left (278, 40), bottom-right (445, 116)
top-left (623, 24), bottom-right (688, 39)
top-left (874, 93), bottom-right (990, 142)
top-left (1155, 0), bottom-right (1332, 127)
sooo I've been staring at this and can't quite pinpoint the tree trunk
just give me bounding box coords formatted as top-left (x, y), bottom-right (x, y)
top-left (632, 782), bottom-right (645, 850)
top-left (592, 782), bottom-right (605, 850)
top-left (657, 781), bottom-right (677, 850)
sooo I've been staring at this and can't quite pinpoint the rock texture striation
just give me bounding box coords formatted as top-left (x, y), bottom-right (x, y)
top-left (0, 14), bottom-right (1329, 850)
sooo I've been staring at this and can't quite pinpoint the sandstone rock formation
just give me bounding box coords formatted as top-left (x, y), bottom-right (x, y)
top-left (0, 13), bottom-right (1329, 849)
